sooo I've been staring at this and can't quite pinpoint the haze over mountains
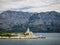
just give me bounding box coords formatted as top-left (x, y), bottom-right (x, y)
top-left (0, 10), bottom-right (60, 33)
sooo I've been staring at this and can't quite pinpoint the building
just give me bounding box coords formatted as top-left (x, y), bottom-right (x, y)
top-left (25, 28), bottom-right (33, 36)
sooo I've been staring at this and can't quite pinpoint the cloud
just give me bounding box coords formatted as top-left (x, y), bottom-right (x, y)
top-left (9, 6), bottom-right (33, 12)
top-left (12, 6), bottom-right (33, 11)
top-left (0, 0), bottom-right (60, 12)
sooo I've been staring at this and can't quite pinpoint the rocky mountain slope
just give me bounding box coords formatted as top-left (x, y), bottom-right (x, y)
top-left (0, 11), bottom-right (60, 33)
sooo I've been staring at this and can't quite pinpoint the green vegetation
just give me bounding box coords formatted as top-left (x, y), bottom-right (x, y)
top-left (0, 32), bottom-right (17, 37)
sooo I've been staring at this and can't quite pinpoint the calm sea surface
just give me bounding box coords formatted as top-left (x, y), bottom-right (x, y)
top-left (0, 33), bottom-right (60, 45)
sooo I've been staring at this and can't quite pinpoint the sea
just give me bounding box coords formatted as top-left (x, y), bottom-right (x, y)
top-left (0, 33), bottom-right (60, 45)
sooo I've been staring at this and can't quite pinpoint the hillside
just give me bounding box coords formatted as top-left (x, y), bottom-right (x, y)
top-left (0, 11), bottom-right (60, 33)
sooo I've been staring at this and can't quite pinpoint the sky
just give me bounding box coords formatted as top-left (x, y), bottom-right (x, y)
top-left (0, 0), bottom-right (60, 12)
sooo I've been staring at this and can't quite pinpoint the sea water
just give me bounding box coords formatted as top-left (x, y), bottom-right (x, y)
top-left (0, 33), bottom-right (60, 45)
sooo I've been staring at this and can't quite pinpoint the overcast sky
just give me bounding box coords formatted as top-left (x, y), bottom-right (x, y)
top-left (0, 0), bottom-right (60, 12)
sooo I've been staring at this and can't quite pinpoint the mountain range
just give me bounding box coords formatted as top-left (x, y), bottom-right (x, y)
top-left (0, 10), bottom-right (60, 33)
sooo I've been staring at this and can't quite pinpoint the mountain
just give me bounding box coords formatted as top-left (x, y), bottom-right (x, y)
top-left (0, 11), bottom-right (60, 33)
top-left (29, 11), bottom-right (60, 32)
